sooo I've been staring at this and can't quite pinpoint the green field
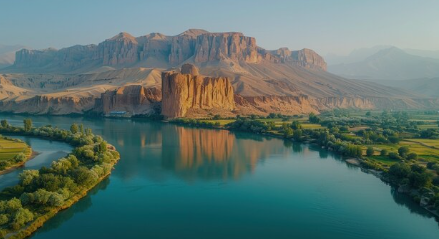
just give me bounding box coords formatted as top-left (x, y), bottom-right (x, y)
top-left (418, 124), bottom-right (439, 129)
top-left (0, 138), bottom-right (31, 162)
top-left (369, 155), bottom-right (401, 166)
top-left (370, 140), bottom-right (439, 162)
top-left (201, 118), bottom-right (325, 129)
top-left (404, 138), bottom-right (439, 148)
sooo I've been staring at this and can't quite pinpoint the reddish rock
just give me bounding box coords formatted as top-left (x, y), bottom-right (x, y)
top-left (162, 65), bottom-right (235, 118)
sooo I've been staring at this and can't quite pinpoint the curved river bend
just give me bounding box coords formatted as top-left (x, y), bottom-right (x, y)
top-left (0, 114), bottom-right (438, 239)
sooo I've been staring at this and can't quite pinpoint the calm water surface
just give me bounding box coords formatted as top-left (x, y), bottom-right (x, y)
top-left (0, 114), bottom-right (438, 239)
top-left (0, 136), bottom-right (71, 190)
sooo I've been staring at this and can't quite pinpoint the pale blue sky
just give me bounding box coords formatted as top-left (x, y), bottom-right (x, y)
top-left (1, 0), bottom-right (438, 55)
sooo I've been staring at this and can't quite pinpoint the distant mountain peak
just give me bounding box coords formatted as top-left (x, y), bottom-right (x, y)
top-left (179, 29), bottom-right (209, 37)
top-left (109, 32), bottom-right (136, 41)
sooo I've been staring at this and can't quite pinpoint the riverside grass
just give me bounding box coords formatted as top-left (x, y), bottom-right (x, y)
top-left (0, 137), bottom-right (32, 174)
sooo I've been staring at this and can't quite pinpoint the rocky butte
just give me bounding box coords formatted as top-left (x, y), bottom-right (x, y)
top-left (162, 64), bottom-right (235, 118)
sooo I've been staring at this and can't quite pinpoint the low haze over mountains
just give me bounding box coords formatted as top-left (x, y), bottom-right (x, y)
top-left (0, 44), bottom-right (26, 69)
top-left (327, 46), bottom-right (439, 81)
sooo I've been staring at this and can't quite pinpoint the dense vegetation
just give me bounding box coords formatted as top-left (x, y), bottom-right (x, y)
top-left (0, 119), bottom-right (120, 238)
top-left (171, 110), bottom-right (439, 215)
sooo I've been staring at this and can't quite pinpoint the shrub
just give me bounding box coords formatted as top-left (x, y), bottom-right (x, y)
top-left (366, 147), bottom-right (374, 157)
top-left (398, 146), bottom-right (410, 158)
top-left (406, 153), bottom-right (418, 160)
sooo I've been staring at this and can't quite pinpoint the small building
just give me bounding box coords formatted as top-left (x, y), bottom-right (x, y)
top-left (109, 111), bottom-right (127, 117)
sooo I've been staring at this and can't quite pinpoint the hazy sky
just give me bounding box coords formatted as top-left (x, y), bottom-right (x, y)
top-left (1, 0), bottom-right (438, 55)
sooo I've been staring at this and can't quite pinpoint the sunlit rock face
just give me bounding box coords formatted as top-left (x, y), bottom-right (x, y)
top-left (11, 29), bottom-right (327, 73)
top-left (193, 32), bottom-right (260, 63)
top-left (161, 64), bottom-right (235, 118)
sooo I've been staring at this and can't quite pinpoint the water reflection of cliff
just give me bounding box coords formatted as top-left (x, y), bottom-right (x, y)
top-left (161, 126), bottom-right (291, 181)
top-left (107, 119), bottom-right (291, 182)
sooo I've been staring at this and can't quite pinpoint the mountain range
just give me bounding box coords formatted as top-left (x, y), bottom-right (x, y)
top-left (1, 29), bottom-right (438, 117)
top-left (327, 46), bottom-right (439, 80)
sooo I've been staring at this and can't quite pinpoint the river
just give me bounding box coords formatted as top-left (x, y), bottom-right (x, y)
top-left (0, 114), bottom-right (438, 239)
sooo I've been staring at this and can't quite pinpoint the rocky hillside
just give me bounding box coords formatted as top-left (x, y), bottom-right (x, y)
top-left (6, 29), bottom-right (327, 73)
top-left (0, 30), bottom-right (437, 116)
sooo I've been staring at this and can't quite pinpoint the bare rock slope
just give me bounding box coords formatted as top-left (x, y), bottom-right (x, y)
top-left (0, 29), bottom-right (437, 116)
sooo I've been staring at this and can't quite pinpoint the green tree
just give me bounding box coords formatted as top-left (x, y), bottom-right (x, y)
top-left (398, 146), bottom-right (410, 158)
top-left (366, 147), bottom-right (374, 157)
top-left (293, 129), bottom-right (303, 141)
top-left (283, 127), bottom-right (293, 138)
top-left (79, 124), bottom-right (84, 134)
top-left (98, 141), bottom-right (107, 153)
top-left (70, 123), bottom-right (79, 134)
top-left (0, 214), bottom-right (8, 226)
top-left (267, 121), bottom-right (276, 130)
top-left (23, 119), bottom-right (32, 132)
top-left (291, 121), bottom-right (302, 130)
top-left (388, 136), bottom-right (400, 144)
top-left (309, 113), bottom-right (320, 124)
top-left (1, 120), bottom-right (9, 128)
top-left (10, 208), bottom-right (33, 230)
top-left (19, 170), bottom-right (39, 187)
top-left (406, 152), bottom-right (418, 160)
top-left (380, 149), bottom-right (388, 156)
top-left (365, 111), bottom-right (371, 117)
top-left (389, 163), bottom-right (411, 180)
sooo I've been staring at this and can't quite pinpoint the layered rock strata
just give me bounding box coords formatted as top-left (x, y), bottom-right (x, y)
top-left (9, 30), bottom-right (326, 72)
top-left (94, 85), bottom-right (161, 115)
top-left (161, 65), bottom-right (235, 118)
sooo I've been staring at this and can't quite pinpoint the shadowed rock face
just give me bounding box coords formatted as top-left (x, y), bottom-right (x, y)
top-left (181, 63), bottom-right (199, 76)
top-left (94, 85), bottom-right (161, 115)
top-left (260, 48), bottom-right (327, 70)
top-left (162, 65), bottom-right (235, 118)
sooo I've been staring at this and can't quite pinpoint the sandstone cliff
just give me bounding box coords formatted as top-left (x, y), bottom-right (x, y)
top-left (193, 33), bottom-right (260, 63)
top-left (8, 29), bottom-right (326, 73)
top-left (261, 48), bottom-right (327, 70)
top-left (162, 65), bottom-right (235, 118)
top-left (94, 85), bottom-right (161, 115)
top-left (0, 95), bottom-right (95, 115)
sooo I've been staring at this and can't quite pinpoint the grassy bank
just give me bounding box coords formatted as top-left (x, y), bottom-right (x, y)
top-left (0, 137), bottom-right (32, 174)
top-left (0, 121), bottom-right (120, 238)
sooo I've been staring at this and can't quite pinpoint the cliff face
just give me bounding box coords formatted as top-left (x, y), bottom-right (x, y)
top-left (9, 29), bottom-right (326, 73)
top-left (162, 65), bottom-right (235, 118)
top-left (262, 48), bottom-right (327, 70)
top-left (0, 95), bottom-right (95, 115)
top-left (94, 85), bottom-right (161, 115)
top-left (193, 33), bottom-right (260, 63)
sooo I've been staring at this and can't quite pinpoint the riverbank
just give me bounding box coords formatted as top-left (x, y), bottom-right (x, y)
top-left (0, 124), bottom-right (121, 238)
top-left (164, 117), bottom-right (439, 219)
top-left (0, 151), bottom-right (39, 176)
top-left (0, 137), bottom-right (33, 175)
top-left (7, 149), bottom-right (119, 239)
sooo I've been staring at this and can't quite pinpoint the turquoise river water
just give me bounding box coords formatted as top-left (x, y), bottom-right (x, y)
top-left (0, 114), bottom-right (438, 239)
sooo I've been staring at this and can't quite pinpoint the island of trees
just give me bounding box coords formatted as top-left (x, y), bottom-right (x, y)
top-left (0, 119), bottom-right (120, 239)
